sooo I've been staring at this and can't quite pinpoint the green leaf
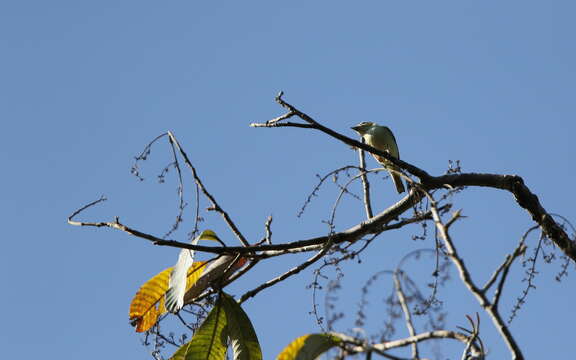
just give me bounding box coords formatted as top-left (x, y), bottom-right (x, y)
top-left (198, 230), bottom-right (222, 243)
top-left (221, 293), bottom-right (263, 360)
top-left (170, 296), bottom-right (228, 360)
top-left (276, 334), bottom-right (342, 360)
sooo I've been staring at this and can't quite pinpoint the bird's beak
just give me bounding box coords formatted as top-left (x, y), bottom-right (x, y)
top-left (351, 125), bottom-right (361, 132)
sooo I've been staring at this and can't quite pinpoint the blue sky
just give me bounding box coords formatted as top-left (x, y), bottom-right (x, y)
top-left (1, 1), bottom-right (575, 359)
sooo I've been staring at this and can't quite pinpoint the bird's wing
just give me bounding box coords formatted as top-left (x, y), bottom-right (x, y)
top-left (373, 126), bottom-right (405, 193)
top-left (165, 248), bottom-right (194, 313)
top-left (377, 126), bottom-right (400, 158)
top-left (364, 126), bottom-right (400, 163)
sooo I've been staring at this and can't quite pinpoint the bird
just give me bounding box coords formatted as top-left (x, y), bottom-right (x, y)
top-left (351, 121), bottom-right (405, 194)
top-left (165, 229), bottom-right (223, 313)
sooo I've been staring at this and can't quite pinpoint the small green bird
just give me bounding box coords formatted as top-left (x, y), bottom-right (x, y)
top-left (351, 121), bottom-right (405, 194)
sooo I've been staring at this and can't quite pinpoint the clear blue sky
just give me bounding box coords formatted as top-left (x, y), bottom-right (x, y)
top-left (1, 1), bottom-right (575, 359)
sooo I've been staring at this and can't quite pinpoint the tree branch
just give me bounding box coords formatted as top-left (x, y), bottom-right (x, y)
top-left (239, 237), bottom-right (335, 303)
top-left (251, 93), bottom-right (576, 263)
top-left (393, 271), bottom-right (419, 359)
top-left (427, 193), bottom-right (524, 360)
top-left (167, 131), bottom-right (249, 247)
top-left (68, 189), bottom-right (425, 257)
top-left (335, 330), bottom-right (482, 357)
top-left (357, 142), bottom-right (374, 219)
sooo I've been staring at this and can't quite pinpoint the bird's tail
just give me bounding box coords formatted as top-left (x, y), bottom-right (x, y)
top-left (390, 171), bottom-right (405, 194)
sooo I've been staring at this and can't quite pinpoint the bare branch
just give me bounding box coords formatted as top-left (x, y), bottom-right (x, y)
top-left (393, 271), bottom-right (419, 359)
top-left (68, 188), bottom-right (424, 259)
top-left (491, 241), bottom-right (529, 308)
top-left (263, 215), bottom-right (273, 245)
top-left (335, 330), bottom-right (482, 357)
top-left (252, 92), bottom-right (431, 181)
top-left (298, 166), bottom-right (361, 218)
top-left (257, 110), bottom-right (296, 125)
top-left (357, 142), bottom-right (374, 219)
top-left (70, 96), bottom-right (576, 359)
top-left (250, 121), bottom-right (315, 129)
top-left (426, 191), bottom-right (524, 359)
top-left (239, 238), bottom-right (335, 303)
top-left (167, 131), bottom-right (249, 247)
top-left (253, 94), bottom-right (576, 263)
top-left (509, 231), bottom-right (545, 323)
top-left (426, 174), bottom-right (576, 262)
top-left (458, 314), bottom-right (485, 360)
top-left (67, 196), bottom-right (107, 225)
top-left (482, 226), bottom-right (536, 293)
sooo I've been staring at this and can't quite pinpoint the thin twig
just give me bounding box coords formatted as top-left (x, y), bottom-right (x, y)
top-left (67, 196), bottom-right (107, 224)
top-left (393, 271), bottom-right (419, 359)
top-left (334, 330), bottom-right (481, 356)
top-left (239, 238), bottom-right (335, 303)
top-left (509, 230), bottom-right (545, 323)
top-left (175, 312), bottom-right (195, 332)
top-left (251, 91), bottom-right (431, 181)
top-left (68, 188), bottom-right (423, 258)
top-left (357, 141), bottom-right (374, 219)
top-left (262, 111), bottom-right (296, 125)
top-left (166, 131), bottom-right (249, 247)
top-left (252, 93), bottom-right (576, 263)
top-left (491, 243), bottom-right (528, 308)
top-left (298, 165), bottom-right (361, 218)
top-left (458, 314), bottom-right (484, 360)
top-left (264, 215), bottom-right (273, 244)
top-left (425, 191), bottom-right (524, 359)
top-left (482, 226), bottom-right (536, 292)
top-left (250, 121), bottom-right (315, 129)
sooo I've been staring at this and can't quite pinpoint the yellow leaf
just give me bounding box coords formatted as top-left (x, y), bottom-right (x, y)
top-left (277, 334), bottom-right (342, 360)
top-left (129, 262), bottom-right (207, 332)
